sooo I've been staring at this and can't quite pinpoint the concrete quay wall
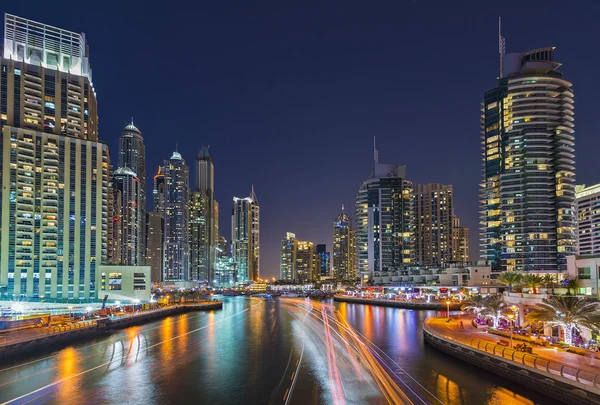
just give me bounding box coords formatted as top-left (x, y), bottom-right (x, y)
top-left (423, 322), bottom-right (600, 405)
top-left (0, 302), bottom-right (223, 361)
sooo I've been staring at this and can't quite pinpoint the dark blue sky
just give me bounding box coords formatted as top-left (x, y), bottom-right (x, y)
top-left (7, 1), bottom-right (600, 278)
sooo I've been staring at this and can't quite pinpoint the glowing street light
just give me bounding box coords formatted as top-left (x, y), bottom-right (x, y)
top-left (507, 313), bottom-right (515, 348)
top-left (446, 301), bottom-right (451, 320)
top-left (85, 306), bottom-right (93, 313)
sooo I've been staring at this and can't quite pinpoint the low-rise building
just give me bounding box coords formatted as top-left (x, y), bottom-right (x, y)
top-left (98, 265), bottom-right (151, 302)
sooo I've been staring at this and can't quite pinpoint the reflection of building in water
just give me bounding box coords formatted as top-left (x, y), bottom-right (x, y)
top-left (214, 258), bottom-right (238, 287)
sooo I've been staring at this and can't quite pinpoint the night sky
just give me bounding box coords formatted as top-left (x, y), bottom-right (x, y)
top-left (7, 1), bottom-right (600, 278)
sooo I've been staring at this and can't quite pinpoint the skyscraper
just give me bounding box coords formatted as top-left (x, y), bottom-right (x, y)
top-left (110, 167), bottom-right (143, 265)
top-left (452, 216), bottom-right (469, 263)
top-left (414, 184), bottom-right (453, 266)
top-left (333, 206), bottom-right (356, 282)
top-left (316, 244), bottom-right (330, 279)
top-left (280, 232), bottom-right (297, 281)
top-left (231, 187), bottom-right (260, 282)
top-left (146, 211), bottom-right (164, 283)
top-left (296, 240), bottom-right (316, 283)
top-left (118, 121), bottom-right (146, 262)
top-left (190, 146), bottom-right (217, 284)
top-left (189, 191), bottom-right (210, 283)
top-left (0, 14), bottom-right (109, 299)
top-left (145, 166), bottom-right (166, 283)
top-left (575, 184), bottom-right (600, 256)
top-left (481, 40), bottom-right (576, 272)
top-left (355, 157), bottom-right (414, 284)
top-left (162, 151), bottom-right (190, 281)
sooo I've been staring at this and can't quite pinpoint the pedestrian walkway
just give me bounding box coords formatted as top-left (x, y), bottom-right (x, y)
top-left (427, 315), bottom-right (600, 376)
top-left (0, 320), bottom-right (96, 347)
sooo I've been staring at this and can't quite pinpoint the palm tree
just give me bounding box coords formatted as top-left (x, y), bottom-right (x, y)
top-left (526, 296), bottom-right (600, 345)
top-left (497, 271), bottom-right (523, 292)
top-left (566, 277), bottom-right (581, 296)
top-left (480, 295), bottom-right (507, 328)
top-left (461, 295), bottom-right (487, 315)
top-left (521, 274), bottom-right (544, 294)
top-left (542, 274), bottom-right (556, 293)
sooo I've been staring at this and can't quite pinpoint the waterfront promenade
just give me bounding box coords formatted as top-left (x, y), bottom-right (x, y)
top-left (0, 301), bottom-right (222, 358)
top-left (424, 314), bottom-right (600, 404)
top-left (334, 294), bottom-right (463, 310)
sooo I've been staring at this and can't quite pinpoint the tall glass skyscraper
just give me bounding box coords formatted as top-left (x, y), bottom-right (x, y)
top-left (232, 187), bottom-right (259, 282)
top-left (355, 164), bottom-right (414, 284)
top-left (0, 14), bottom-right (109, 299)
top-left (118, 121), bottom-right (146, 262)
top-left (333, 206), bottom-right (355, 282)
top-left (161, 151), bottom-right (190, 281)
top-left (110, 167), bottom-right (143, 265)
top-left (481, 44), bottom-right (576, 272)
top-left (190, 146), bottom-right (217, 284)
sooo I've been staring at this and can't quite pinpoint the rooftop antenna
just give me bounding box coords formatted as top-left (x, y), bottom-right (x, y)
top-left (341, 203), bottom-right (345, 211)
top-left (175, 143), bottom-right (178, 152)
top-left (499, 16), bottom-right (505, 79)
top-left (373, 136), bottom-right (379, 164)
top-left (131, 117), bottom-right (134, 126)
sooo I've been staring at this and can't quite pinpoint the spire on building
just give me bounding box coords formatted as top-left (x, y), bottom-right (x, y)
top-left (373, 136), bottom-right (379, 164)
top-left (249, 184), bottom-right (258, 204)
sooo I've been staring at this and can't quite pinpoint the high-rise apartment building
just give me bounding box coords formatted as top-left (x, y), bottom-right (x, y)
top-left (280, 232), bottom-right (297, 281)
top-left (232, 187), bottom-right (260, 282)
top-left (481, 42), bottom-right (576, 272)
top-left (414, 184), bottom-right (453, 266)
top-left (161, 151), bottom-right (190, 281)
top-left (575, 184), bottom-right (600, 256)
top-left (355, 162), bottom-right (414, 284)
top-left (118, 121), bottom-right (145, 262)
top-left (452, 216), bottom-right (469, 263)
top-left (153, 166), bottom-right (165, 211)
top-left (0, 14), bottom-right (109, 299)
top-left (296, 240), bottom-right (316, 283)
top-left (189, 191), bottom-right (210, 283)
top-left (110, 167), bottom-right (143, 265)
top-left (146, 211), bottom-right (164, 283)
top-left (333, 206), bottom-right (356, 281)
top-left (316, 244), bottom-right (330, 279)
top-left (190, 146), bottom-right (217, 284)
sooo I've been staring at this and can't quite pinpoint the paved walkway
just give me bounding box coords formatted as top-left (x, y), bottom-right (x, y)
top-left (427, 314), bottom-right (600, 376)
top-left (0, 320), bottom-right (96, 347)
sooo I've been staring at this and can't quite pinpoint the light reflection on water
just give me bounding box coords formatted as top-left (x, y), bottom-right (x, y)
top-left (0, 297), bottom-right (562, 405)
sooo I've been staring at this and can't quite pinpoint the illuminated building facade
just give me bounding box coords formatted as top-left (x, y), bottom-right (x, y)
top-left (280, 232), bottom-right (297, 281)
top-left (0, 15), bottom-right (109, 299)
top-left (414, 184), bottom-right (453, 266)
top-left (191, 146), bottom-right (217, 284)
top-left (146, 211), bottom-right (164, 283)
top-left (481, 45), bottom-right (576, 272)
top-left (118, 122), bottom-right (145, 262)
top-left (317, 244), bottom-right (330, 279)
top-left (295, 240), bottom-right (316, 283)
top-left (332, 206), bottom-right (355, 281)
top-left (189, 191), bottom-right (210, 283)
top-left (110, 167), bottom-right (143, 265)
top-left (355, 163), bottom-right (414, 284)
top-left (575, 184), bottom-right (600, 256)
top-left (452, 216), bottom-right (469, 263)
top-left (232, 187), bottom-right (259, 282)
top-left (161, 151), bottom-right (190, 281)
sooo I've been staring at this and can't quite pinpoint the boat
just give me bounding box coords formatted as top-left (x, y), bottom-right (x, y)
top-left (280, 292), bottom-right (299, 298)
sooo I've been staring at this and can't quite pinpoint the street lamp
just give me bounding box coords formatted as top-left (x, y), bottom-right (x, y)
top-left (446, 300), bottom-right (451, 320)
top-left (507, 313), bottom-right (515, 348)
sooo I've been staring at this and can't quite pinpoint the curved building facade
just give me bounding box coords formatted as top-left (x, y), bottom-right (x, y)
top-left (481, 47), bottom-right (576, 272)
